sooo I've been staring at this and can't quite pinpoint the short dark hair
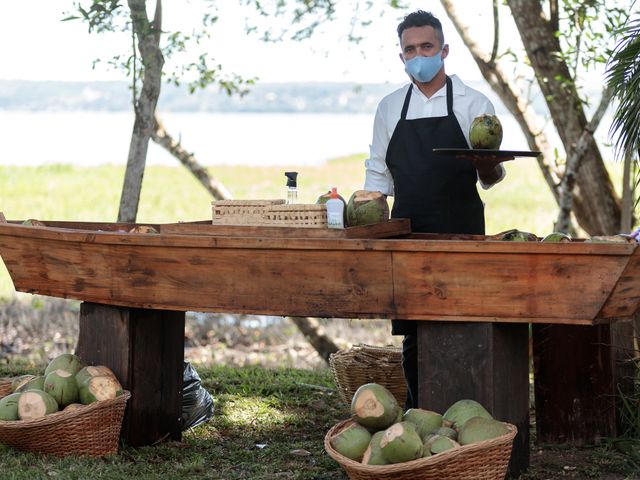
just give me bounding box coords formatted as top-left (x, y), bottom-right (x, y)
top-left (397, 10), bottom-right (445, 47)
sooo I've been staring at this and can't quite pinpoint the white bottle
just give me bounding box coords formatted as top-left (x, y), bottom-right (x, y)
top-left (326, 187), bottom-right (345, 229)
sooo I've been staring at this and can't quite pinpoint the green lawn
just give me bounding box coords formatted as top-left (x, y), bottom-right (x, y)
top-left (0, 155), bottom-right (625, 297)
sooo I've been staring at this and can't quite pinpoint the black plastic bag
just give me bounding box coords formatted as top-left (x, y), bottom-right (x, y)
top-left (182, 361), bottom-right (215, 431)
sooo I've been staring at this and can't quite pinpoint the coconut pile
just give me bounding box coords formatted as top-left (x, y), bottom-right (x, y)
top-left (0, 353), bottom-right (124, 421)
top-left (329, 383), bottom-right (510, 466)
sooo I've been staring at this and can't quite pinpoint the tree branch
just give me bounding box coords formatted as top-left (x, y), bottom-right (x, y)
top-left (555, 87), bottom-right (614, 232)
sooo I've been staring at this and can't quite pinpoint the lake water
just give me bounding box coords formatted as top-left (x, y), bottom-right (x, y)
top-left (0, 111), bottom-right (543, 167)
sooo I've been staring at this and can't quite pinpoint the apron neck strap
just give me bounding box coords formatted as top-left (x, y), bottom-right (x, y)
top-left (400, 75), bottom-right (454, 121)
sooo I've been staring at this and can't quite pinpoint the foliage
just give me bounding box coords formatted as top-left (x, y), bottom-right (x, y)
top-left (607, 14), bottom-right (640, 159)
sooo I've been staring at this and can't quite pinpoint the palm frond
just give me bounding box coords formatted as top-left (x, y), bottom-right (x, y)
top-left (606, 14), bottom-right (640, 159)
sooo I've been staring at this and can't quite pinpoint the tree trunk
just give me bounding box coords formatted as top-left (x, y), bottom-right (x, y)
top-left (118, 0), bottom-right (165, 223)
top-left (152, 112), bottom-right (234, 201)
top-left (289, 317), bottom-right (340, 364)
top-left (507, 0), bottom-right (621, 235)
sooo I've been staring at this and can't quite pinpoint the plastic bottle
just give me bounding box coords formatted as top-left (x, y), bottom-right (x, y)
top-left (285, 172), bottom-right (298, 204)
top-left (326, 187), bottom-right (345, 229)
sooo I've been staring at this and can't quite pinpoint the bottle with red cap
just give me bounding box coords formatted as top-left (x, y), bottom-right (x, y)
top-left (326, 187), bottom-right (345, 229)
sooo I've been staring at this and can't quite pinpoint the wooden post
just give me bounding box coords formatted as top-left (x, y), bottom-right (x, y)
top-left (417, 321), bottom-right (530, 477)
top-left (75, 302), bottom-right (185, 446)
top-left (532, 324), bottom-right (617, 444)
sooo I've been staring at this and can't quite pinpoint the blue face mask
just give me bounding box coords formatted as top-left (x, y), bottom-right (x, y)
top-left (404, 51), bottom-right (443, 83)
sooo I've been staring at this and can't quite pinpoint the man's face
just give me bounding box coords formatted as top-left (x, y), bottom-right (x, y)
top-left (399, 25), bottom-right (448, 63)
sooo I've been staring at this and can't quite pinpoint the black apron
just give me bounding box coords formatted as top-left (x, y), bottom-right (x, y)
top-left (386, 76), bottom-right (485, 336)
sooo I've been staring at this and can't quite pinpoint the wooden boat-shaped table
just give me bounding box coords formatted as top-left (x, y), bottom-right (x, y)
top-left (0, 218), bottom-right (638, 474)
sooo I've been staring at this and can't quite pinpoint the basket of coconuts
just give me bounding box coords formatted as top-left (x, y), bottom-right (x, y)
top-left (324, 383), bottom-right (517, 480)
top-left (0, 353), bottom-right (130, 457)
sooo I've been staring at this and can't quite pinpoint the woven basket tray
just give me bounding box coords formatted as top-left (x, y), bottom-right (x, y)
top-left (0, 378), bottom-right (12, 398)
top-left (0, 390), bottom-right (131, 457)
top-left (262, 204), bottom-right (327, 228)
top-left (212, 199), bottom-right (286, 225)
top-left (325, 418), bottom-right (517, 480)
top-left (329, 345), bottom-right (406, 407)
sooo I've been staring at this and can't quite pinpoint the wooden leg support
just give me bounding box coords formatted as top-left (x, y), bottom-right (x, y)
top-left (75, 302), bottom-right (185, 447)
top-left (532, 324), bottom-right (618, 445)
top-left (417, 321), bottom-right (530, 478)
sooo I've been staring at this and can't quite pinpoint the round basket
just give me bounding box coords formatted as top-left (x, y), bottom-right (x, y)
top-left (0, 378), bottom-right (12, 398)
top-left (0, 391), bottom-right (131, 457)
top-left (325, 418), bottom-right (517, 480)
top-left (329, 344), bottom-right (406, 406)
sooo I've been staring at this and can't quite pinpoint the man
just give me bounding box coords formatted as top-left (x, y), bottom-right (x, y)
top-left (364, 10), bottom-right (507, 409)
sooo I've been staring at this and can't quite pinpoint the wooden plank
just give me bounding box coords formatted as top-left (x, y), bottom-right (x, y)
top-left (76, 302), bottom-right (184, 446)
top-left (392, 250), bottom-right (627, 323)
top-left (158, 218), bottom-right (411, 239)
top-left (598, 248), bottom-right (640, 319)
top-left (417, 321), bottom-right (529, 476)
top-left (532, 324), bottom-right (616, 444)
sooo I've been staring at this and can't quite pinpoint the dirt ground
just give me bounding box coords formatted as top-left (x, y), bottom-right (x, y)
top-left (1, 295), bottom-right (639, 479)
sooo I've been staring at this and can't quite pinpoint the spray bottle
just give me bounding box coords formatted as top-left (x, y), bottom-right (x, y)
top-left (326, 187), bottom-right (345, 229)
top-left (285, 172), bottom-right (298, 204)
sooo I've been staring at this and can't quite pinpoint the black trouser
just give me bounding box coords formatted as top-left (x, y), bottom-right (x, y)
top-left (401, 333), bottom-right (419, 411)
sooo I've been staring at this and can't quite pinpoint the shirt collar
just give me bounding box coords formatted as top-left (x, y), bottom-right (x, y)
top-left (411, 74), bottom-right (465, 100)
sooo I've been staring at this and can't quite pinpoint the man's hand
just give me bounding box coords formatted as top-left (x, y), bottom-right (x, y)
top-left (454, 153), bottom-right (514, 185)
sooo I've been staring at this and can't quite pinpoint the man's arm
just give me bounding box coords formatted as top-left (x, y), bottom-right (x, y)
top-left (364, 105), bottom-right (394, 196)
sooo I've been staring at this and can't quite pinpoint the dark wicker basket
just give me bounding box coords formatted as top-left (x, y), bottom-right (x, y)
top-left (325, 418), bottom-right (517, 480)
top-left (329, 344), bottom-right (406, 406)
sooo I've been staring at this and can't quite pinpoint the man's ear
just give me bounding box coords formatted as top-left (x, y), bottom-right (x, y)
top-left (442, 44), bottom-right (450, 60)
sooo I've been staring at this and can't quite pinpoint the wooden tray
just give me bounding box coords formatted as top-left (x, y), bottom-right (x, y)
top-left (159, 218), bottom-right (411, 239)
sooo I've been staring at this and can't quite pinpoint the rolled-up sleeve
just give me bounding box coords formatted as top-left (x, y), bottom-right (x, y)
top-left (364, 104), bottom-right (395, 196)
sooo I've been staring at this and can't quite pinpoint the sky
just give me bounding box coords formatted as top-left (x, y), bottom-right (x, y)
top-left (0, 1), bottom-right (498, 84)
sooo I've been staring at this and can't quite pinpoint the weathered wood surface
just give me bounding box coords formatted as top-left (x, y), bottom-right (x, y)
top-left (0, 221), bottom-right (637, 324)
top-left (76, 303), bottom-right (184, 446)
top-left (417, 322), bottom-right (530, 477)
top-left (159, 218), bottom-right (412, 238)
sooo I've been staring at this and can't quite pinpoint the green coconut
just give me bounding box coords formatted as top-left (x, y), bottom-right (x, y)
top-left (78, 375), bottom-right (123, 405)
top-left (11, 375), bottom-right (36, 393)
top-left (0, 392), bottom-right (22, 421)
top-left (16, 375), bottom-right (45, 393)
top-left (424, 434), bottom-right (460, 455)
top-left (443, 399), bottom-right (493, 430)
top-left (350, 383), bottom-right (401, 431)
top-left (402, 408), bottom-right (443, 440)
top-left (542, 232), bottom-right (572, 243)
top-left (379, 421), bottom-right (423, 464)
top-left (346, 190), bottom-right (389, 227)
top-left (330, 422), bottom-right (372, 461)
top-left (361, 431), bottom-right (389, 465)
top-left (75, 365), bottom-right (118, 388)
top-left (469, 114), bottom-right (503, 149)
top-left (499, 229), bottom-right (538, 242)
top-left (435, 426), bottom-right (458, 441)
top-left (44, 369), bottom-right (79, 407)
top-left (44, 353), bottom-right (86, 377)
top-left (458, 416), bottom-right (510, 445)
top-left (18, 390), bottom-right (58, 420)
top-left (22, 219), bottom-right (45, 227)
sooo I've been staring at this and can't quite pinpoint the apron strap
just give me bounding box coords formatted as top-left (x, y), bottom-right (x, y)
top-left (446, 75), bottom-right (453, 115)
top-left (400, 84), bottom-right (412, 120)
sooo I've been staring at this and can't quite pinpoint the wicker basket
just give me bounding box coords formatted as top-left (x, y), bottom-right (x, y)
top-left (0, 378), bottom-right (12, 398)
top-left (212, 199), bottom-right (286, 225)
top-left (262, 204), bottom-right (327, 228)
top-left (325, 418), bottom-right (517, 480)
top-left (0, 391), bottom-right (131, 457)
top-left (329, 345), bottom-right (406, 407)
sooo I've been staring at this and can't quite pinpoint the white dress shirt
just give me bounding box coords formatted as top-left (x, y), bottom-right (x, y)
top-left (364, 74), bottom-right (506, 196)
